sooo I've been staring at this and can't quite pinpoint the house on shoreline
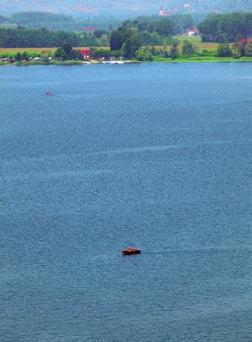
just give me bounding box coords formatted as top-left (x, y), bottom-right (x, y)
top-left (79, 48), bottom-right (91, 60)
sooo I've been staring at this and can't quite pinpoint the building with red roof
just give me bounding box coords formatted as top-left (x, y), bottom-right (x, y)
top-left (79, 49), bottom-right (91, 59)
top-left (184, 28), bottom-right (199, 36)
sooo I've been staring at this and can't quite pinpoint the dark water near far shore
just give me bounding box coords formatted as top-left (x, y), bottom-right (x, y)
top-left (0, 63), bottom-right (251, 342)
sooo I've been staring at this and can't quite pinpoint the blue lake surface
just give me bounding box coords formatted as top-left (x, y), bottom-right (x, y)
top-left (0, 63), bottom-right (251, 342)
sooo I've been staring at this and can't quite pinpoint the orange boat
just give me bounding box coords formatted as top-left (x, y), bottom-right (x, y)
top-left (122, 247), bottom-right (141, 255)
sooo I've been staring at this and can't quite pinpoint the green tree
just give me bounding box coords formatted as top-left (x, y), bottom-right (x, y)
top-left (198, 13), bottom-right (252, 43)
top-left (61, 43), bottom-right (73, 55)
top-left (122, 39), bottom-right (138, 58)
top-left (217, 44), bottom-right (233, 57)
top-left (110, 30), bottom-right (123, 51)
top-left (170, 42), bottom-right (179, 59)
top-left (22, 51), bottom-right (29, 60)
top-left (135, 47), bottom-right (153, 61)
top-left (14, 52), bottom-right (22, 61)
top-left (245, 42), bottom-right (252, 57)
top-left (109, 25), bottom-right (142, 59)
top-left (54, 43), bottom-right (80, 60)
top-left (42, 56), bottom-right (50, 64)
top-left (94, 30), bottom-right (105, 39)
top-left (150, 46), bottom-right (159, 56)
top-left (54, 47), bottom-right (67, 60)
top-left (123, 27), bottom-right (141, 58)
top-left (0, 26), bottom-right (106, 48)
top-left (182, 41), bottom-right (195, 56)
top-left (92, 48), bottom-right (112, 59)
top-left (234, 40), bottom-right (246, 57)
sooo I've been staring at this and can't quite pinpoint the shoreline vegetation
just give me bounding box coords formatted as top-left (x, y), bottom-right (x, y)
top-left (0, 45), bottom-right (251, 66)
top-left (1, 39), bottom-right (252, 66)
top-left (0, 12), bottom-right (251, 65)
top-left (1, 56), bottom-right (252, 66)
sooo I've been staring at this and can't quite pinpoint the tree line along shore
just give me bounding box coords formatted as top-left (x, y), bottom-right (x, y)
top-left (0, 12), bottom-right (251, 64)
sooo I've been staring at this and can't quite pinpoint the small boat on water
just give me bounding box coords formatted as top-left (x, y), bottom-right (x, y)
top-left (122, 247), bottom-right (141, 255)
top-left (46, 91), bottom-right (53, 96)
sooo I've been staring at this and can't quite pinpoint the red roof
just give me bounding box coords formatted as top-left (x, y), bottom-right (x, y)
top-left (80, 49), bottom-right (91, 55)
top-left (81, 27), bottom-right (96, 32)
top-left (188, 27), bottom-right (199, 33)
top-left (239, 38), bottom-right (252, 44)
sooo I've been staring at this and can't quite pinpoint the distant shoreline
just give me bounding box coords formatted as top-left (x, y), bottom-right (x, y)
top-left (153, 57), bottom-right (252, 63)
top-left (0, 57), bottom-right (252, 66)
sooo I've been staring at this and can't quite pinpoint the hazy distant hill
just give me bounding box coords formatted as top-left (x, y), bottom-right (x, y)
top-left (0, 1), bottom-right (251, 16)
top-left (6, 12), bottom-right (121, 31)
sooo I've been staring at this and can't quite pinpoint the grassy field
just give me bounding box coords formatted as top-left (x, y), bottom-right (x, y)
top-left (0, 47), bottom-right (56, 54)
top-left (0, 37), bottom-right (219, 56)
top-left (173, 35), bottom-right (220, 52)
top-left (0, 47), bottom-right (57, 57)
top-left (173, 35), bottom-right (202, 43)
top-left (153, 56), bottom-right (252, 63)
top-left (0, 47), bottom-right (111, 57)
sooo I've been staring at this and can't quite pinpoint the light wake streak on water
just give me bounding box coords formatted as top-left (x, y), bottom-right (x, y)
top-left (93, 139), bottom-right (251, 156)
top-left (5, 169), bottom-right (113, 181)
top-left (2, 139), bottom-right (251, 163)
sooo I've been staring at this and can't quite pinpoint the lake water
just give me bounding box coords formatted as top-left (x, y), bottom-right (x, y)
top-left (0, 63), bottom-right (251, 342)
